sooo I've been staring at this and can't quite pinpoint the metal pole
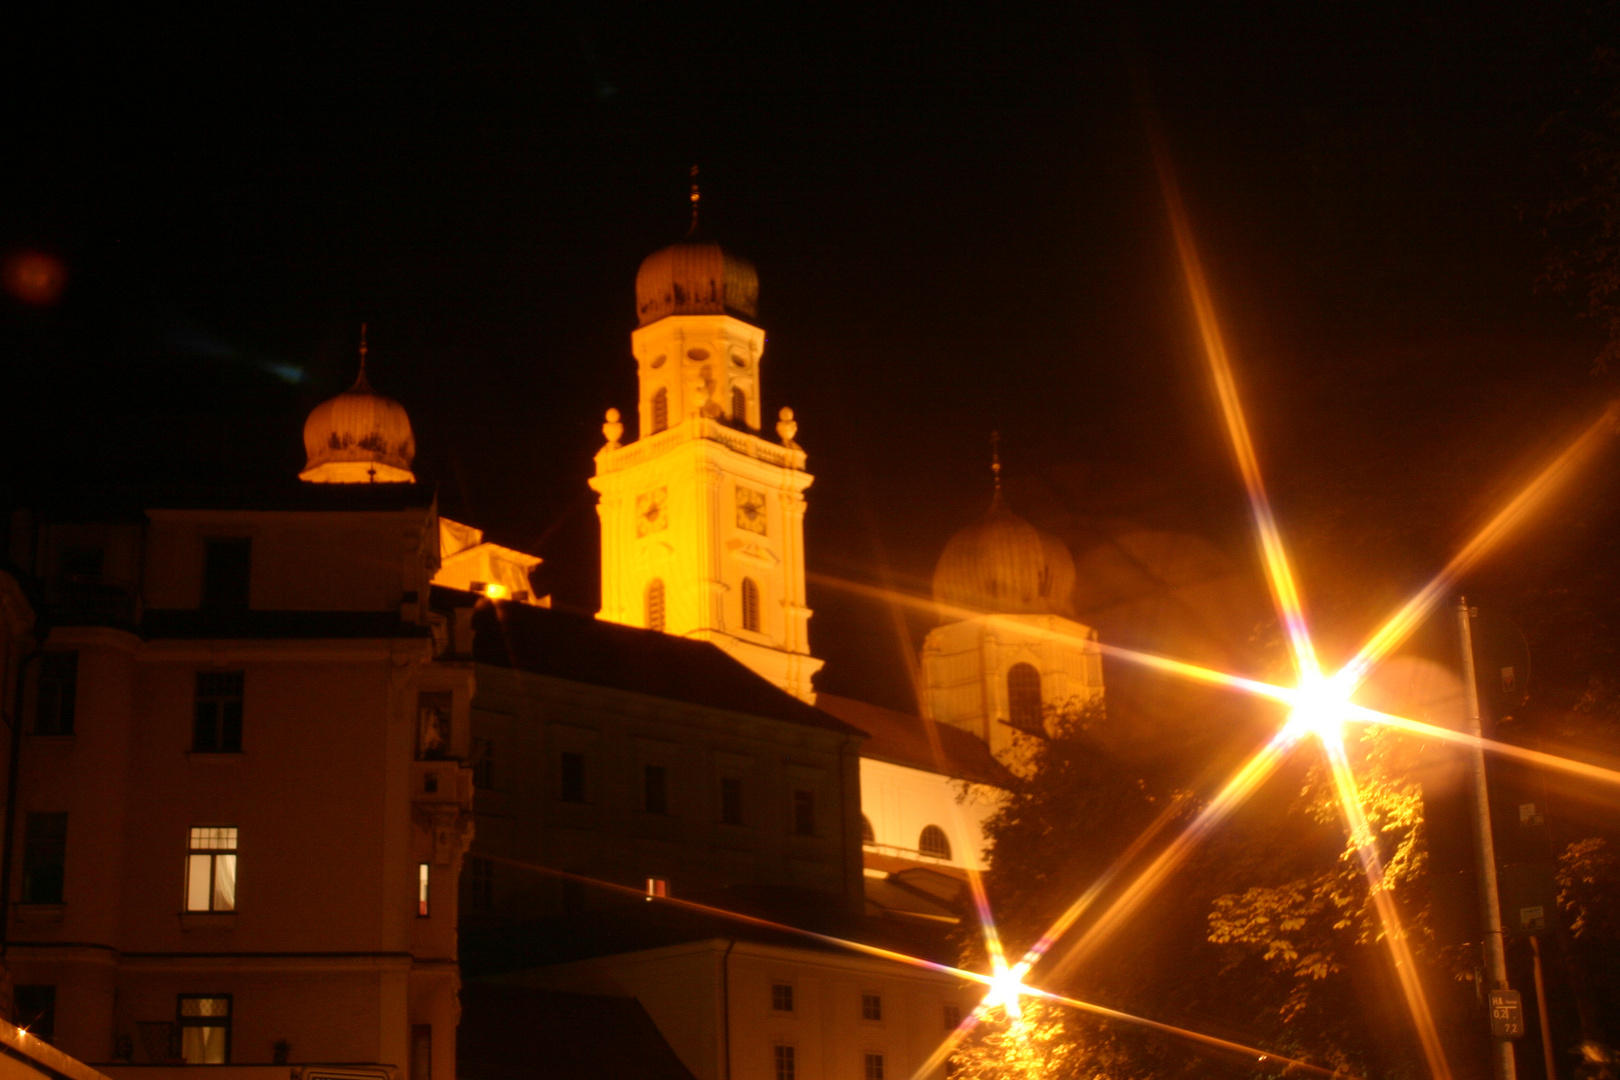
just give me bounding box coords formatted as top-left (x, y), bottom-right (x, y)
top-left (1460, 597), bottom-right (1517, 1080)
top-left (1530, 936), bottom-right (1558, 1080)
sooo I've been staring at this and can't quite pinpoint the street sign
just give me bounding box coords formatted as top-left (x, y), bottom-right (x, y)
top-left (1489, 989), bottom-right (1525, 1040)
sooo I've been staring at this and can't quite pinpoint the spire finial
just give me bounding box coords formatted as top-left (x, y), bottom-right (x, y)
top-left (687, 164), bottom-right (701, 236)
top-left (991, 430), bottom-right (1002, 493)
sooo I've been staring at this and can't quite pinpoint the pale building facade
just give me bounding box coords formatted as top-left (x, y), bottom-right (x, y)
top-left (591, 235), bottom-right (821, 703)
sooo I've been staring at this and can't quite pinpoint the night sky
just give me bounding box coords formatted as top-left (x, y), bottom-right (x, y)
top-left (6, 3), bottom-right (1617, 713)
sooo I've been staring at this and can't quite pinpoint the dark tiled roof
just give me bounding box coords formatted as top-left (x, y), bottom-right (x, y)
top-left (459, 984), bottom-right (697, 1080)
top-left (815, 693), bottom-right (1013, 787)
top-left (471, 601), bottom-right (862, 737)
top-left (140, 610), bottom-right (432, 640)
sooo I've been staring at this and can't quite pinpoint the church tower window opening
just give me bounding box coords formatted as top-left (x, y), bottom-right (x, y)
top-left (918, 825), bottom-right (951, 860)
top-left (731, 386), bottom-right (747, 427)
top-left (646, 579), bottom-right (666, 631)
top-left (1007, 663), bottom-right (1043, 732)
top-left (651, 387), bottom-right (668, 434)
top-left (741, 577), bottom-right (761, 633)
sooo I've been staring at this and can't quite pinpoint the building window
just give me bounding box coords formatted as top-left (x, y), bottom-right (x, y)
top-left (22, 813), bottom-right (66, 904)
top-left (651, 387), bottom-right (668, 434)
top-left (178, 996), bottom-right (231, 1064)
top-left (469, 857), bottom-right (494, 912)
top-left (471, 737), bottom-right (495, 789)
top-left (202, 539), bottom-right (251, 611)
top-left (861, 815), bottom-right (875, 844)
top-left (644, 765), bottom-right (669, 815)
top-left (792, 790), bottom-right (815, 837)
top-left (418, 863), bottom-right (431, 917)
top-left (34, 653), bottom-right (77, 736)
top-left (645, 579), bottom-right (666, 632)
top-left (773, 1045), bottom-right (796, 1080)
top-left (411, 1024), bottom-right (432, 1080)
top-left (416, 691), bottom-right (452, 759)
top-left (186, 827), bottom-right (238, 912)
top-left (944, 1003), bottom-right (962, 1030)
top-left (741, 577), bottom-right (761, 633)
top-left (193, 671), bottom-right (244, 753)
top-left (731, 386), bottom-right (747, 426)
top-left (1007, 663), bottom-right (1042, 733)
top-left (646, 876), bottom-right (669, 898)
top-left (865, 1054), bottom-right (885, 1080)
top-left (919, 825), bottom-right (952, 860)
top-left (772, 983), bottom-right (794, 1013)
top-left (861, 993), bottom-right (883, 1022)
top-left (560, 752), bottom-right (586, 803)
top-left (720, 777), bottom-right (743, 826)
top-left (14, 985), bottom-right (55, 1042)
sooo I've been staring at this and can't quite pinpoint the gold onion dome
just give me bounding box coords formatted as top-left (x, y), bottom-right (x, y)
top-left (634, 236), bottom-right (759, 327)
top-left (299, 334), bottom-right (416, 484)
top-left (932, 493), bottom-right (1076, 619)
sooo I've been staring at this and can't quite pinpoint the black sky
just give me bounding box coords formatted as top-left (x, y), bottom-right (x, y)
top-left (5, 2), bottom-right (1617, 711)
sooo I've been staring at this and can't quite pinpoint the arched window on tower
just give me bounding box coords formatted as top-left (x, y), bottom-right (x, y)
top-left (645, 579), bottom-right (666, 632)
top-left (1007, 663), bottom-right (1043, 733)
top-left (741, 577), bottom-right (761, 633)
top-left (731, 386), bottom-right (748, 427)
top-left (919, 825), bottom-right (952, 860)
top-left (651, 388), bottom-right (668, 434)
top-left (861, 815), bottom-right (875, 845)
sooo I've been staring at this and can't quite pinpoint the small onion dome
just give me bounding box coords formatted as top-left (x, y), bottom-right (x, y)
top-left (635, 237), bottom-right (759, 327)
top-left (299, 368), bottom-right (417, 484)
top-left (932, 495), bottom-right (1076, 619)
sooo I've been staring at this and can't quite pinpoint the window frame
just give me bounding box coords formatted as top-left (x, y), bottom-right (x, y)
top-left (918, 825), bottom-right (952, 860)
top-left (773, 1044), bottom-right (796, 1080)
top-left (651, 387), bottom-right (669, 434)
top-left (645, 579), bottom-right (666, 632)
top-left (771, 982), bottom-right (795, 1013)
top-left (864, 1053), bottom-right (885, 1080)
top-left (861, 993), bottom-right (883, 1022)
top-left (418, 862), bottom-right (431, 918)
top-left (1007, 662), bottom-right (1043, 733)
top-left (176, 994), bottom-right (232, 1065)
top-left (185, 826), bottom-right (238, 913)
top-left (740, 577), bottom-right (761, 633)
top-left (193, 671), bottom-right (245, 754)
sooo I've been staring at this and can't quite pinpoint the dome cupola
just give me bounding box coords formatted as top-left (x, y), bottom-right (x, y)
top-left (633, 169), bottom-right (759, 327)
top-left (299, 327), bottom-right (416, 484)
top-left (932, 494), bottom-right (1076, 619)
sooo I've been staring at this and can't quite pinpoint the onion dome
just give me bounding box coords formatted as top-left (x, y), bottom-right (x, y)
top-left (635, 237), bottom-right (759, 327)
top-left (932, 494), bottom-right (1076, 619)
top-left (299, 332), bottom-right (416, 484)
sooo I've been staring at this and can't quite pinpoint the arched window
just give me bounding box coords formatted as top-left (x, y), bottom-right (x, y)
top-left (651, 387), bottom-right (668, 434)
top-left (1007, 663), bottom-right (1043, 732)
top-left (861, 815), bottom-right (875, 844)
top-left (731, 386), bottom-right (748, 427)
top-left (919, 825), bottom-right (952, 860)
top-left (645, 579), bottom-right (666, 632)
top-left (741, 577), bottom-right (760, 633)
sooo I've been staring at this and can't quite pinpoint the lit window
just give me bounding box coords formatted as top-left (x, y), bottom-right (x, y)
top-left (772, 983), bottom-right (794, 1012)
top-left (731, 386), bottom-right (747, 426)
top-left (416, 691), bottom-right (452, 760)
top-left (861, 815), bottom-right (875, 844)
top-left (202, 539), bottom-right (251, 611)
top-left (418, 863), bottom-right (430, 917)
top-left (178, 996), bottom-right (231, 1064)
top-left (741, 577), bottom-right (760, 633)
top-left (1007, 663), bottom-right (1042, 733)
top-left (14, 986), bottom-right (55, 1042)
top-left (644, 764), bottom-right (669, 815)
top-left (34, 653), bottom-right (77, 736)
top-left (865, 1053), bottom-right (885, 1080)
top-left (560, 752), bottom-right (586, 803)
top-left (861, 993), bottom-right (883, 1022)
top-left (22, 813), bottom-right (66, 904)
top-left (646, 579), bottom-right (666, 632)
top-left (919, 825), bottom-right (952, 860)
top-left (646, 876), bottom-right (669, 898)
top-left (186, 827), bottom-right (237, 912)
top-left (720, 777), bottom-right (743, 826)
top-left (944, 1003), bottom-right (962, 1030)
top-left (193, 671), bottom-right (244, 753)
top-left (651, 388), bottom-right (668, 434)
top-left (792, 790), bottom-right (815, 837)
top-left (774, 1045), bottom-right (796, 1080)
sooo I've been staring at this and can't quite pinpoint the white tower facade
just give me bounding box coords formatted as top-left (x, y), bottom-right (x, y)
top-left (590, 233), bottom-right (822, 702)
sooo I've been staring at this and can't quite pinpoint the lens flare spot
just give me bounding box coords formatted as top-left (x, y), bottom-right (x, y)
top-left (3, 250), bottom-right (67, 306)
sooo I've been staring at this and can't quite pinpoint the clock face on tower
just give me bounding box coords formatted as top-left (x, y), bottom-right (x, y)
top-left (735, 486), bottom-right (767, 535)
top-left (637, 487), bottom-right (668, 536)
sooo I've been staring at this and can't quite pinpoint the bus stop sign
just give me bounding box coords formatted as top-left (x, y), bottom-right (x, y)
top-left (1489, 989), bottom-right (1525, 1040)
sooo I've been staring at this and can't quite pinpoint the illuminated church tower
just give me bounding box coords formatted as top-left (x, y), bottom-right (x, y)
top-left (591, 199), bottom-right (822, 701)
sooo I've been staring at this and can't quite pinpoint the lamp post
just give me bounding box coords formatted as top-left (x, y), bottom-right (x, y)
top-left (1459, 597), bottom-right (1518, 1080)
